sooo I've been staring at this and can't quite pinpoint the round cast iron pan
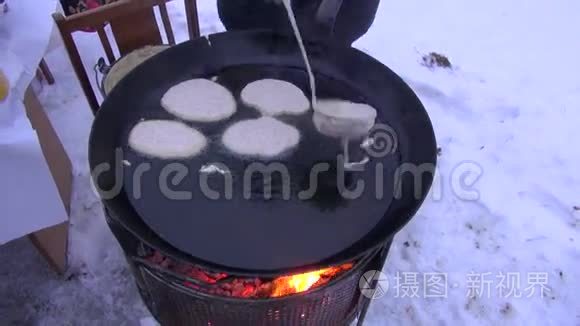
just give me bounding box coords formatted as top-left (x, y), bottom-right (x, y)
top-left (89, 30), bottom-right (437, 276)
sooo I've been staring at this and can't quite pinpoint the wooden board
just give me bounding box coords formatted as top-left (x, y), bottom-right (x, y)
top-left (23, 86), bottom-right (72, 274)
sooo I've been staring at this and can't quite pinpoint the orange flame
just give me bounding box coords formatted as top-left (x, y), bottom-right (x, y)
top-left (270, 264), bottom-right (353, 297)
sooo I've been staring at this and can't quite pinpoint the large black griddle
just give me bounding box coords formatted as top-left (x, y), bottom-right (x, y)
top-left (89, 30), bottom-right (437, 276)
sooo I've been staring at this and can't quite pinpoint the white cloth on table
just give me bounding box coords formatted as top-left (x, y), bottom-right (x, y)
top-left (0, 0), bottom-right (67, 245)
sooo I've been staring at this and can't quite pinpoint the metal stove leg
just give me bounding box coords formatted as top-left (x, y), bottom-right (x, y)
top-left (356, 239), bottom-right (393, 326)
top-left (102, 206), bottom-right (156, 316)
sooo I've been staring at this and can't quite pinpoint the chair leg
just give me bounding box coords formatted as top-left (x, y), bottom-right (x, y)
top-left (36, 69), bottom-right (45, 83)
top-left (38, 59), bottom-right (55, 85)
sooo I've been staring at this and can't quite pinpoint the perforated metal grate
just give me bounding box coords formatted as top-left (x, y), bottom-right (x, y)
top-left (105, 210), bottom-right (386, 326)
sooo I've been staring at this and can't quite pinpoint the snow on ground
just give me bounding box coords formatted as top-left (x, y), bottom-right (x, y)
top-left (1, 0), bottom-right (579, 325)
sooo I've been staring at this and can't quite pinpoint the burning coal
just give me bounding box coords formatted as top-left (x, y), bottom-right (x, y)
top-left (145, 251), bottom-right (353, 298)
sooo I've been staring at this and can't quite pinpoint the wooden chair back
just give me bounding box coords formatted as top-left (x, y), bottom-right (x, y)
top-left (53, 0), bottom-right (200, 114)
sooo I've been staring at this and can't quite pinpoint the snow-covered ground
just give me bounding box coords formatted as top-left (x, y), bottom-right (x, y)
top-left (1, 0), bottom-right (579, 325)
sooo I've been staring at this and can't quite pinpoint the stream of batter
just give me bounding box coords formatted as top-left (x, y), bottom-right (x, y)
top-left (281, 0), bottom-right (365, 167)
top-left (281, 0), bottom-right (317, 108)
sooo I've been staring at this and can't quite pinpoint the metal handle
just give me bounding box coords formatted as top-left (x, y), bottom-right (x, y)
top-left (93, 57), bottom-right (110, 98)
top-left (342, 136), bottom-right (372, 171)
top-left (344, 156), bottom-right (370, 171)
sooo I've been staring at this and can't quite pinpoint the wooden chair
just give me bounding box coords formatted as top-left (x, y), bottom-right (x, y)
top-left (53, 0), bottom-right (200, 115)
top-left (37, 59), bottom-right (56, 85)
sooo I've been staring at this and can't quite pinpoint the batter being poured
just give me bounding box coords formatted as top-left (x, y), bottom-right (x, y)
top-left (280, 0), bottom-right (378, 166)
top-left (217, 0), bottom-right (380, 108)
top-left (281, 0), bottom-right (317, 108)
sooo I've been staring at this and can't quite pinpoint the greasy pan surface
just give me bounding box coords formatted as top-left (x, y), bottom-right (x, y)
top-left (89, 30), bottom-right (436, 275)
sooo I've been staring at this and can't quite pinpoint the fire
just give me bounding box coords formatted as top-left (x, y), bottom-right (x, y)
top-left (271, 269), bottom-right (328, 297)
top-left (145, 250), bottom-right (354, 298)
top-left (271, 264), bottom-right (353, 297)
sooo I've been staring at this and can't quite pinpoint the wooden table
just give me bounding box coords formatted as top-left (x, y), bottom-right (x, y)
top-left (21, 85), bottom-right (72, 274)
top-left (1, 0), bottom-right (70, 275)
